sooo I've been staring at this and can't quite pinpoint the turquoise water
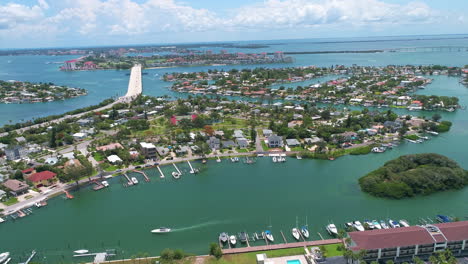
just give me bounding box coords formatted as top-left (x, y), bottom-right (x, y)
top-left (1, 36), bottom-right (468, 263)
top-left (287, 260), bottom-right (301, 264)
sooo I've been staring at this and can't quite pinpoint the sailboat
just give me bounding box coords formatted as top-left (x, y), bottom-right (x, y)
top-left (301, 216), bottom-right (309, 239)
top-left (292, 228), bottom-right (300, 240)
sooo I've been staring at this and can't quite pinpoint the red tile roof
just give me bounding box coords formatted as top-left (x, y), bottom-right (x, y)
top-left (28, 171), bottom-right (57, 182)
top-left (22, 168), bottom-right (34, 174)
top-left (349, 221), bottom-right (468, 251)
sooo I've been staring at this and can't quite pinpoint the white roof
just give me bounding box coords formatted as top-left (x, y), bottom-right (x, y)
top-left (140, 142), bottom-right (156, 149)
top-left (107, 155), bottom-right (122, 163)
top-left (73, 132), bottom-right (86, 137)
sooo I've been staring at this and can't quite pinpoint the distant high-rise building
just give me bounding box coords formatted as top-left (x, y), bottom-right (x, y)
top-left (274, 51), bottom-right (284, 59)
top-left (63, 59), bottom-right (77, 71)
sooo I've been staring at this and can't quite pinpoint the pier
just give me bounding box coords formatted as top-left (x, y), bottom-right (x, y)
top-left (222, 238), bottom-right (341, 254)
top-left (91, 179), bottom-right (105, 191)
top-left (156, 165), bottom-right (165, 178)
top-left (133, 170), bottom-right (150, 182)
top-left (122, 173), bottom-right (133, 186)
top-left (19, 250), bottom-right (36, 264)
top-left (64, 190), bottom-right (74, 199)
top-left (173, 163), bottom-right (182, 175)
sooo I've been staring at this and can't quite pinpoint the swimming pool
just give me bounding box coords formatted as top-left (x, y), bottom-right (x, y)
top-left (286, 260), bottom-right (301, 264)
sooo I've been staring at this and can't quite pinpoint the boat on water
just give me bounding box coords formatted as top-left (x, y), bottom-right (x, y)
top-left (345, 222), bottom-right (353, 230)
top-left (219, 232), bottom-right (228, 243)
top-left (239, 232), bottom-right (247, 243)
top-left (291, 228), bottom-right (300, 240)
top-left (131, 177), bottom-right (139, 184)
top-left (372, 220), bottom-right (382, 229)
top-left (296, 156), bottom-right (302, 160)
top-left (301, 226), bottom-right (309, 238)
top-left (364, 220), bottom-right (375, 230)
top-left (216, 157), bottom-right (221, 163)
top-left (389, 219), bottom-right (400, 228)
top-left (172, 171), bottom-right (181, 179)
top-left (73, 249), bottom-right (89, 254)
top-left (427, 131), bottom-right (439, 135)
top-left (436, 215), bottom-right (452, 223)
top-left (229, 235), bottom-right (237, 245)
top-left (380, 220), bottom-right (390, 229)
top-left (353, 221), bottom-right (365, 231)
top-left (202, 159), bottom-right (207, 164)
top-left (326, 224), bottom-right (338, 236)
top-left (102, 181), bottom-right (109, 187)
top-left (189, 169), bottom-right (199, 174)
top-left (399, 219), bottom-right (410, 227)
top-left (272, 156), bottom-right (277, 163)
top-left (151, 227), bottom-right (171, 233)
top-left (0, 217), bottom-right (4, 223)
top-left (265, 230), bottom-right (274, 242)
top-left (0, 252), bottom-right (10, 263)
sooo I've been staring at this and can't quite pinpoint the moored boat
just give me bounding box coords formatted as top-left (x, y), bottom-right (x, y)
top-left (239, 232), bottom-right (247, 243)
top-left (326, 224), bottom-right (338, 236)
top-left (353, 221), bottom-right (365, 231)
top-left (291, 228), bottom-right (300, 240)
top-left (265, 230), bottom-right (274, 242)
top-left (172, 171), bottom-right (181, 179)
top-left (364, 220), bottom-right (375, 230)
top-left (131, 177), bottom-right (139, 184)
top-left (102, 181), bottom-right (109, 187)
top-left (399, 219), bottom-right (410, 227)
top-left (0, 217), bottom-right (4, 223)
top-left (219, 232), bottom-right (228, 243)
top-left (436, 215), bottom-right (452, 223)
top-left (372, 220), bottom-right (382, 229)
top-left (301, 226), bottom-right (309, 238)
top-left (380, 220), bottom-right (389, 229)
top-left (272, 156), bottom-right (277, 163)
top-left (0, 252), bottom-right (10, 263)
top-left (389, 219), bottom-right (400, 228)
top-left (229, 235), bottom-right (237, 245)
top-left (151, 227), bottom-right (171, 233)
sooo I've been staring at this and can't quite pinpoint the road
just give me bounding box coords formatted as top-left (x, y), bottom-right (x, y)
top-left (0, 64), bottom-right (142, 137)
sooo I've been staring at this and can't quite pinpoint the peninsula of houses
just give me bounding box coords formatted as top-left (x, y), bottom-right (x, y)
top-left (166, 65), bottom-right (464, 112)
top-left (0, 80), bottom-right (87, 104)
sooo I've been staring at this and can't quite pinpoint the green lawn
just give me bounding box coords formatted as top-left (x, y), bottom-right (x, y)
top-left (104, 165), bottom-right (119, 172)
top-left (237, 148), bottom-right (249, 153)
top-left (206, 247), bottom-right (308, 264)
top-left (321, 243), bottom-right (345, 257)
top-left (290, 146), bottom-right (303, 151)
top-left (93, 152), bottom-right (104, 162)
top-left (3, 197), bottom-right (19, 206)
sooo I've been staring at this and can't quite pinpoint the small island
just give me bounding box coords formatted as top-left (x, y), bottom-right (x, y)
top-left (359, 153), bottom-right (468, 199)
top-left (0, 80), bottom-right (87, 104)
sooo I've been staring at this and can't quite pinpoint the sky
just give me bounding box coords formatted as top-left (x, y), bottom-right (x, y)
top-left (0, 0), bottom-right (467, 49)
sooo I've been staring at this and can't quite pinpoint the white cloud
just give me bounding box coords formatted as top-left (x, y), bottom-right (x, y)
top-left (0, 2), bottom-right (44, 29)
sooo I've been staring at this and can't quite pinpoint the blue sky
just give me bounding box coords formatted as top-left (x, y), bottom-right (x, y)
top-left (0, 0), bottom-right (467, 49)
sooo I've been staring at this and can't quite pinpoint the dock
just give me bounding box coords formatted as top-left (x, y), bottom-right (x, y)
top-left (91, 179), bottom-right (105, 191)
top-left (222, 238), bottom-right (341, 254)
top-left (74, 250), bottom-right (116, 264)
top-left (280, 230), bottom-right (287, 243)
top-left (187, 161), bottom-right (196, 173)
top-left (18, 250), bottom-right (36, 264)
top-left (317, 232), bottom-right (324, 240)
top-left (173, 163), bottom-right (182, 175)
top-left (123, 173), bottom-right (133, 186)
top-left (156, 165), bottom-right (165, 178)
top-left (133, 170), bottom-right (150, 182)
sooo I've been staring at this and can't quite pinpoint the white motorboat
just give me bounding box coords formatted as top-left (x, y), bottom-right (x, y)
top-left (219, 232), bottom-right (228, 243)
top-left (151, 227), bottom-right (171, 233)
top-left (229, 235), bottom-right (237, 245)
top-left (131, 177), bottom-right (139, 184)
top-left (234, 157), bottom-right (239, 162)
top-left (353, 221), bottom-right (365, 231)
top-left (364, 220), bottom-right (375, 229)
top-left (35, 202), bottom-right (42, 208)
top-left (326, 224), bottom-right (338, 236)
top-left (292, 228), bottom-right (300, 240)
top-left (372, 220), bottom-right (382, 229)
top-left (265, 230), bottom-right (274, 242)
top-left (427, 131), bottom-right (439, 135)
top-left (172, 171), bottom-right (181, 179)
top-left (380, 220), bottom-right (390, 229)
top-left (74, 249), bottom-right (88, 254)
top-left (189, 169), bottom-right (198, 174)
top-left (389, 219), bottom-right (400, 228)
top-left (101, 181), bottom-right (109, 187)
top-left (272, 156), bottom-right (277, 163)
top-left (0, 252), bottom-right (10, 262)
top-left (301, 226), bottom-right (309, 238)
top-left (296, 156), bottom-right (302, 160)
top-left (216, 158), bottom-right (221, 163)
top-left (399, 219), bottom-right (410, 227)
top-left (0, 217), bottom-right (4, 223)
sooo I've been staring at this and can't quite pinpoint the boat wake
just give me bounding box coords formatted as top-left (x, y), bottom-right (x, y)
top-left (172, 220), bottom-right (225, 232)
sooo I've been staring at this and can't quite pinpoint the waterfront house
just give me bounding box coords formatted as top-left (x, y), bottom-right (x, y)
top-left (236, 138), bottom-right (249, 148)
top-left (140, 142), bottom-right (157, 159)
top-left (267, 135), bottom-right (284, 148)
top-left (207, 137), bottom-right (221, 150)
top-left (107, 155), bottom-right (122, 164)
top-left (348, 221), bottom-right (468, 263)
top-left (28, 170), bottom-right (57, 188)
top-left (262, 129), bottom-right (273, 137)
top-left (222, 140), bottom-right (236, 149)
top-left (156, 147), bottom-right (170, 157)
top-left (286, 138), bottom-right (301, 147)
top-left (3, 179), bottom-right (29, 196)
top-left (384, 121), bottom-right (403, 133)
top-left (304, 137), bottom-right (322, 145)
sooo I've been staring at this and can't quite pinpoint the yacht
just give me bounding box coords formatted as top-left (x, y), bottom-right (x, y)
top-left (151, 227), bottom-right (171, 233)
top-left (265, 230), bottom-right (274, 242)
top-left (380, 220), bottom-right (390, 229)
top-left (372, 220), bottom-right (382, 229)
top-left (0, 252), bottom-right (10, 263)
top-left (301, 226), bottom-right (309, 238)
top-left (74, 249), bottom-right (89, 254)
top-left (216, 157), bottom-right (221, 163)
top-left (102, 181), bottom-right (109, 187)
top-left (272, 156), bottom-right (277, 163)
top-left (172, 171), bottom-right (181, 179)
top-left (131, 177), bottom-right (139, 184)
top-left (364, 220), bottom-right (375, 230)
top-left (399, 220), bottom-right (410, 227)
top-left (345, 222), bottom-right (354, 230)
top-left (219, 232), bottom-right (228, 243)
top-left (296, 156), bottom-right (302, 160)
top-left (0, 217), bottom-right (4, 223)
top-left (353, 221), bottom-right (365, 231)
top-left (239, 232), bottom-right (247, 243)
top-left (389, 219), bottom-right (400, 228)
top-left (291, 228), bottom-right (300, 240)
top-left (326, 224), bottom-right (338, 236)
top-left (229, 235), bottom-right (237, 245)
